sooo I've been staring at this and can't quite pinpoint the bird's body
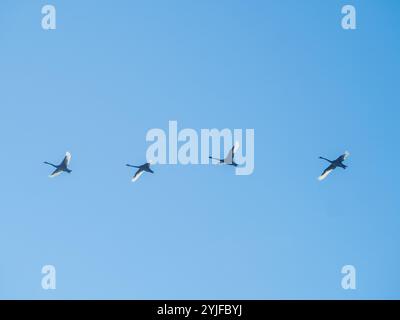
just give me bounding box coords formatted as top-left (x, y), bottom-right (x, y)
top-left (209, 142), bottom-right (239, 167)
top-left (126, 162), bottom-right (154, 182)
top-left (318, 151), bottom-right (349, 181)
top-left (44, 152), bottom-right (72, 178)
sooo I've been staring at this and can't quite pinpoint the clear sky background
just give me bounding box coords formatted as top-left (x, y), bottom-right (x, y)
top-left (0, 0), bottom-right (399, 299)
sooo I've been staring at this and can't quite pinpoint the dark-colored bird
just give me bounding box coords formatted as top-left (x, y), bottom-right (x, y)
top-left (318, 151), bottom-right (350, 181)
top-left (44, 152), bottom-right (72, 178)
top-left (126, 161), bottom-right (154, 182)
top-left (209, 142), bottom-right (239, 167)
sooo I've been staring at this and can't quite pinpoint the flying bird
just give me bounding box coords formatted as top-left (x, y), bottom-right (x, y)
top-left (126, 162), bottom-right (154, 182)
top-left (209, 142), bottom-right (239, 167)
top-left (318, 151), bottom-right (350, 181)
top-left (44, 152), bottom-right (72, 178)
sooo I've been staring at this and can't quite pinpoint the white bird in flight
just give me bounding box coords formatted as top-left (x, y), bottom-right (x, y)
top-left (318, 151), bottom-right (350, 181)
top-left (44, 152), bottom-right (72, 178)
top-left (126, 161), bottom-right (154, 182)
top-left (209, 142), bottom-right (240, 167)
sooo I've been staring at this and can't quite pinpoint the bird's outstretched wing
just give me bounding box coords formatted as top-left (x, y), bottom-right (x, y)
top-left (224, 147), bottom-right (235, 164)
top-left (336, 151), bottom-right (350, 162)
top-left (224, 142), bottom-right (240, 164)
top-left (132, 169), bottom-right (144, 182)
top-left (318, 164), bottom-right (335, 181)
top-left (49, 168), bottom-right (63, 178)
top-left (62, 152), bottom-right (72, 167)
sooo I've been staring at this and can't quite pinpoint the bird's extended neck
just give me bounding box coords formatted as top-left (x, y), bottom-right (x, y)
top-left (319, 157), bottom-right (332, 163)
top-left (126, 164), bottom-right (140, 168)
top-left (209, 156), bottom-right (223, 162)
top-left (44, 162), bottom-right (58, 168)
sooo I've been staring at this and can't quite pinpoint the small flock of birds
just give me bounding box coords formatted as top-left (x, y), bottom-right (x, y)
top-left (44, 145), bottom-right (350, 182)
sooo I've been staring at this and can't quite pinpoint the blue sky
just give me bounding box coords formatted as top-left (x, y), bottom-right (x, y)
top-left (0, 0), bottom-right (399, 299)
